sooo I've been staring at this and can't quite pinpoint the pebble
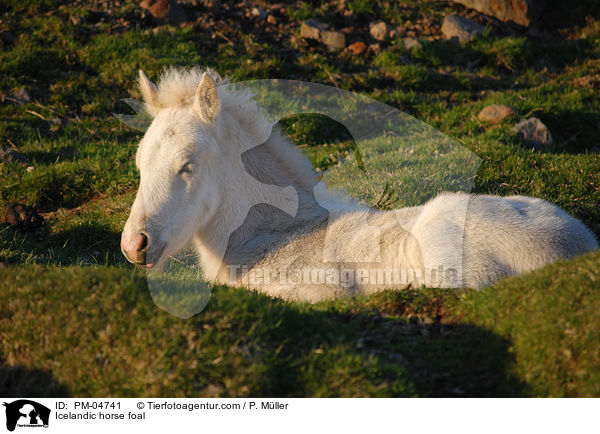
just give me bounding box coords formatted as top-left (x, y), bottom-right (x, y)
top-left (348, 41), bottom-right (367, 55)
top-left (403, 37), bottom-right (422, 50)
top-left (441, 14), bottom-right (484, 43)
top-left (478, 104), bottom-right (517, 124)
top-left (369, 21), bottom-right (391, 41)
top-left (512, 117), bottom-right (554, 149)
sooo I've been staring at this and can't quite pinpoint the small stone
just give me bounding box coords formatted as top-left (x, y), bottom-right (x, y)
top-left (370, 21), bottom-right (391, 41)
top-left (441, 14), bottom-right (484, 43)
top-left (300, 20), bottom-right (345, 49)
top-left (367, 43), bottom-right (381, 55)
top-left (348, 41), bottom-right (367, 55)
top-left (320, 29), bottom-right (345, 49)
top-left (9, 88), bottom-right (32, 104)
top-left (403, 37), bottom-right (422, 50)
top-left (140, 0), bottom-right (187, 25)
top-left (300, 19), bottom-right (328, 40)
top-left (478, 104), bottom-right (517, 124)
top-left (0, 146), bottom-right (28, 164)
top-left (512, 117), bottom-right (554, 149)
top-left (251, 7), bottom-right (267, 19)
top-left (3, 203), bottom-right (44, 231)
top-left (267, 15), bottom-right (277, 25)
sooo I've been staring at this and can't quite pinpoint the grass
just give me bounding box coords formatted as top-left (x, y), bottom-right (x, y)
top-left (0, 0), bottom-right (599, 396)
top-left (2, 251), bottom-right (599, 397)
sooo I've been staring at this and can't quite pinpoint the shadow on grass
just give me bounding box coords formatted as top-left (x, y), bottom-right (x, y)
top-left (0, 365), bottom-right (70, 397)
top-left (189, 287), bottom-right (528, 397)
top-left (0, 266), bottom-right (529, 396)
top-left (0, 223), bottom-right (124, 266)
top-left (541, 109), bottom-right (600, 154)
top-left (249, 308), bottom-right (525, 396)
top-left (418, 35), bottom-right (594, 77)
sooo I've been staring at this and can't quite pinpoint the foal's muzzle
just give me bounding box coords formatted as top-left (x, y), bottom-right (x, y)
top-left (121, 230), bottom-right (150, 266)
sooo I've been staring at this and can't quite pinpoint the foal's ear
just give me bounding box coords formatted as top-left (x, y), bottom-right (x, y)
top-left (138, 70), bottom-right (160, 115)
top-left (194, 73), bottom-right (220, 123)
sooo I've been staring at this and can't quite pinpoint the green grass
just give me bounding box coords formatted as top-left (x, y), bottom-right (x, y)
top-left (1, 251), bottom-right (599, 396)
top-left (0, 0), bottom-right (599, 397)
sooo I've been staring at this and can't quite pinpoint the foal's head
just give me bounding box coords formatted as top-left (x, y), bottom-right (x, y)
top-left (121, 70), bottom-right (225, 268)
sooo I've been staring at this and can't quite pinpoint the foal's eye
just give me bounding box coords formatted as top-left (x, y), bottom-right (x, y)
top-left (179, 162), bottom-right (193, 174)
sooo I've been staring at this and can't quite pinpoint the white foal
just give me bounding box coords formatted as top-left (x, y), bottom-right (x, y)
top-left (121, 67), bottom-right (598, 302)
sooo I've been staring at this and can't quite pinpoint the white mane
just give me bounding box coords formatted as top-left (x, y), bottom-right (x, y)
top-left (149, 67), bottom-right (321, 198)
top-left (149, 67), bottom-right (224, 108)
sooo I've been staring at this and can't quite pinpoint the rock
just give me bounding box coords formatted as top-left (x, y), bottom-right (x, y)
top-left (140, 0), bottom-right (187, 25)
top-left (478, 104), bottom-right (517, 124)
top-left (403, 37), bottom-right (422, 50)
top-left (9, 88), bottom-right (32, 104)
top-left (300, 19), bottom-right (327, 40)
top-left (251, 7), bottom-right (267, 19)
top-left (267, 15), bottom-right (277, 25)
top-left (369, 21), bottom-right (392, 41)
top-left (300, 20), bottom-right (345, 49)
top-left (348, 41), bottom-right (367, 55)
top-left (320, 30), bottom-right (346, 49)
top-left (441, 14), bottom-right (484, 43)
top-left (367, 43), bottom-right (381, 55)
top-left (0, 146), bottom-right (28, 164)
top-left (3, 203), bottom-right (44, 231)
top-left (450, 0), bottom-right (544, 28)
top-left (512, 117), bottom-right (553, 149)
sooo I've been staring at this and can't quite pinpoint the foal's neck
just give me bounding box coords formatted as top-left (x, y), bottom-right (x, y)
top-left (194, 128), bottom-right (329, 281)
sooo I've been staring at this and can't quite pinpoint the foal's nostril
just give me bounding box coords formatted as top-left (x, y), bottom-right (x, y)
top-left (137, 232), bottom-right (149, 252)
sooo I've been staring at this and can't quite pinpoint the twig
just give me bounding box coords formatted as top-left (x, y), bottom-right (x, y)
top-left (3, 96), bottom-right (22, 104)
top-left (313, 60), bottom-right (341, 88)
top-left (31, 101), bottom-right (71, 120)
top-left (522, 107), bottom-right (548, 118)
top-left (168, 255), bottom-right (186, 265)
top-left (25, 109), bottom-right (48, 120)
top-left (215, 31), bottom-right (236, 47)
top-left (6, 138), bottom-right (18, 149)
top-left (498, 56), bottom-right (515, 72)
top-left (322, 67), bottom-right (340, 88)
top-left (85, 127), bottom-right (100, 138)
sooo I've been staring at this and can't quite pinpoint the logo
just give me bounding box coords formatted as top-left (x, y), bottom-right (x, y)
top-left (3, 400), bottom-right (50, 432)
